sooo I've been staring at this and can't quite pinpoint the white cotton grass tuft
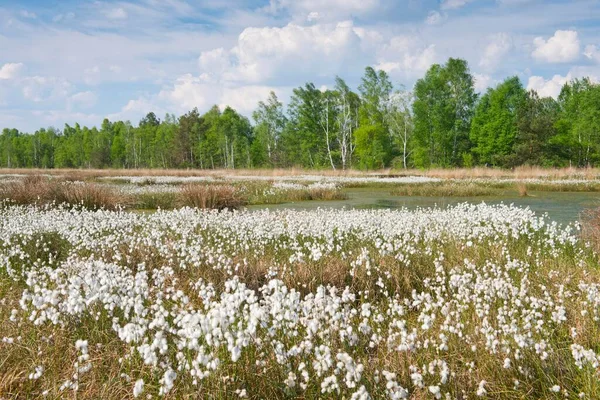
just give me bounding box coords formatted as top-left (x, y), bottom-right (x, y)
top-left (133, 379), bottom-right (144, 398)
top-left (0, 202), bottom-right (597, 398)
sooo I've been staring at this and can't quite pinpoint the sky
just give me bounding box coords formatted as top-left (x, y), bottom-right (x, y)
top-left (0, 0), bottom-right (599, 132)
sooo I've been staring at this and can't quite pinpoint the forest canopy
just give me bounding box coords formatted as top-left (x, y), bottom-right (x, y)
top-left (2, 58), bottom-right (600, 170)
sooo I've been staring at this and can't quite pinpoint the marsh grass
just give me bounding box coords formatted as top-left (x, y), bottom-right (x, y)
top-left (0, 176), bottom-right (347, 211)
top-left (582, 207), bottom-right (600, 253)
top-left (134, 192), bottom-right (178, 210)
top-left (1, 218), bottom-right (598, 399)
top-left (392, 181), bottom-right (499, 197)
top-left (0, 175), bottom-right (126, 210)
top-left (391, 179), bottom-right (600, 197)
top-left (3, 166), bottom-right (600, 181)
top-left (516, 182), bottom-right (529, 197)
top-left (178, 184), bottom-right (247, 210)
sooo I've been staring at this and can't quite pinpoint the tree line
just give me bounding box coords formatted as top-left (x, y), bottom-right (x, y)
top-left (2, 58), bottom-right (600, 170)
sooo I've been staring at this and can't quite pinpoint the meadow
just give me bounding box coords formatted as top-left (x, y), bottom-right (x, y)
top-left (1, 169), bottom-right (600, 399)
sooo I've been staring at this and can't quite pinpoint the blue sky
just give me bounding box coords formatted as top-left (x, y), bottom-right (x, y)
top-left (1, 0), bottom-right (599, 131)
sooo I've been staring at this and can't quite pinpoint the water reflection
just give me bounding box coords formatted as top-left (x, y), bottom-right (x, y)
top-left (248, 188), bottom-right (599, 225)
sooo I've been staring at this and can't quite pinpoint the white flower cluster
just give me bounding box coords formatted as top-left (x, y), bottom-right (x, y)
top-left (0, 203), bottom-right (597, 397)
top-left (111, 183), bottom-right (180, 195)
top-left (272, 182), bottom-right (338, 191)
top-left (103, 174), bottom-right (439, 185)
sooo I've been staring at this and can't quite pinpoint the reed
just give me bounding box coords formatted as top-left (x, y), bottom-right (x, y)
top-left (178, 184), bottom-right (247, 210)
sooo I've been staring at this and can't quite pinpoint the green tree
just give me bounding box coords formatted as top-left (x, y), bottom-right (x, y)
top-left (470, 76), bottom-right (527, 166)
top-left (282, 83), bottom-right (329, 168)
top-left (333, 76), bottom-right (360, 170)
top-left (358, 66), bottom-right (392, 126)
top-left (354, 124), bottom-right (390, 169)
top-left (385, 88), bottom-right (414, 169)
top-left (510, 91), bottom-right (559, 167)
top-left (555, 78), bottom-right (600, 167)
top-left (412, 58), bottom-right (476, 167)
top-left (252, 92), bottom-right (286, 167)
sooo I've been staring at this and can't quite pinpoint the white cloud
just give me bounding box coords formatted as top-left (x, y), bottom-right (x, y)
top-left (159, 74), bottom-right (212, 111)
top-left (425, 11), bottom-right (446, 25)
top-left (198, 21), bottom-right (371, 85)
top-left (107, 96), bottom-right (167, 123)
top-left (527, 74), bottom-right (570, 99)
top-left (584, 44), bottom-right (600, 63)
top-left (108, 73), bottom-right (280, 124)
top-left (375, 36), bottom-right (437, 78)
top-left (479, 33), bottom-right (512, 71)
top-left (31, 110), bottom-right (100, 129)
top-left (307, 12), bottom-right (320, 22)
top-left (157, 73), bottom-right (277, 116)
top-left (441, 0), bottom-right (475, 10)
top-left (198, 48), bottom-right (231, 75)
top-left (0, 63), bottom-right (24, 80)
top-left (106, 8), bottom-right (128, 20)
top-left (219, 86), bottom-right (281, 114)
top-left (69, 91), bottom-right (98, 109)
top-left (532, 30), bottom-right (580, 63)
top-left (473, 73), bottom-right (494, 93)
top-left (22, 76), bottom-right (73, 103)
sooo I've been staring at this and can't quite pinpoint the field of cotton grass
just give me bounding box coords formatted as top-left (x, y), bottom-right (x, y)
top-left (0, 175), bottom-right (347, 211)
top-left (1, 202), bottom-right (600, 399)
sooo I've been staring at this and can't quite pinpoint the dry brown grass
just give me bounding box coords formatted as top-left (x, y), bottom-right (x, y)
top-left (0, 168), bottom-right (376, 180)
top-left (516, 182), bottom-right (529, 197)
top-left (178, 184), bottom-right (247, 210)
top-left (2, 166), bottom-right (600, 181)
top-left (392, 181), bottom-right (497, 197)
top-left (421, 166), bottom-right (600, 180)
top-left (0, 176), bottom-right (126, 210)
top-left (582, 207), bottom-right (600, 253)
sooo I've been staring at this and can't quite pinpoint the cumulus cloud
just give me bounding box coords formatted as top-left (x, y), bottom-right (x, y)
top-left (532, 30), bottom-right (580, 63)
top-left (527, 74), bottom-right (570, 99)
top-left (107, 96), bottom-right (167, 123)
top-left (584, 44), bottom-right (600, 63)
top-left (157, 73), bottom-right (278, 115)
top-left (375, 36), bottom-right (437, 78)
top-left (0, 63), bottom-right (24, 80)
top-left (198, 21), bottom-right (371, 85)
top-left (479, 33), bottom-right (512, 71)
top-left (198, 48), bottom-right (232, 75)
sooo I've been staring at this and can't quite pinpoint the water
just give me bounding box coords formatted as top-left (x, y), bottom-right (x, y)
top-left (248, 188), bottom-right (600, 225)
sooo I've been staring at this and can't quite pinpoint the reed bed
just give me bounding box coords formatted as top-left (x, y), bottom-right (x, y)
top-left (392, 181), bottom-right (498, 197)
top-left (2, 166), bottom-right (600, 182)
top-left (0, 175), bottom-right (126, 210)
top-left (0, 176), bottom-right (347, 210)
